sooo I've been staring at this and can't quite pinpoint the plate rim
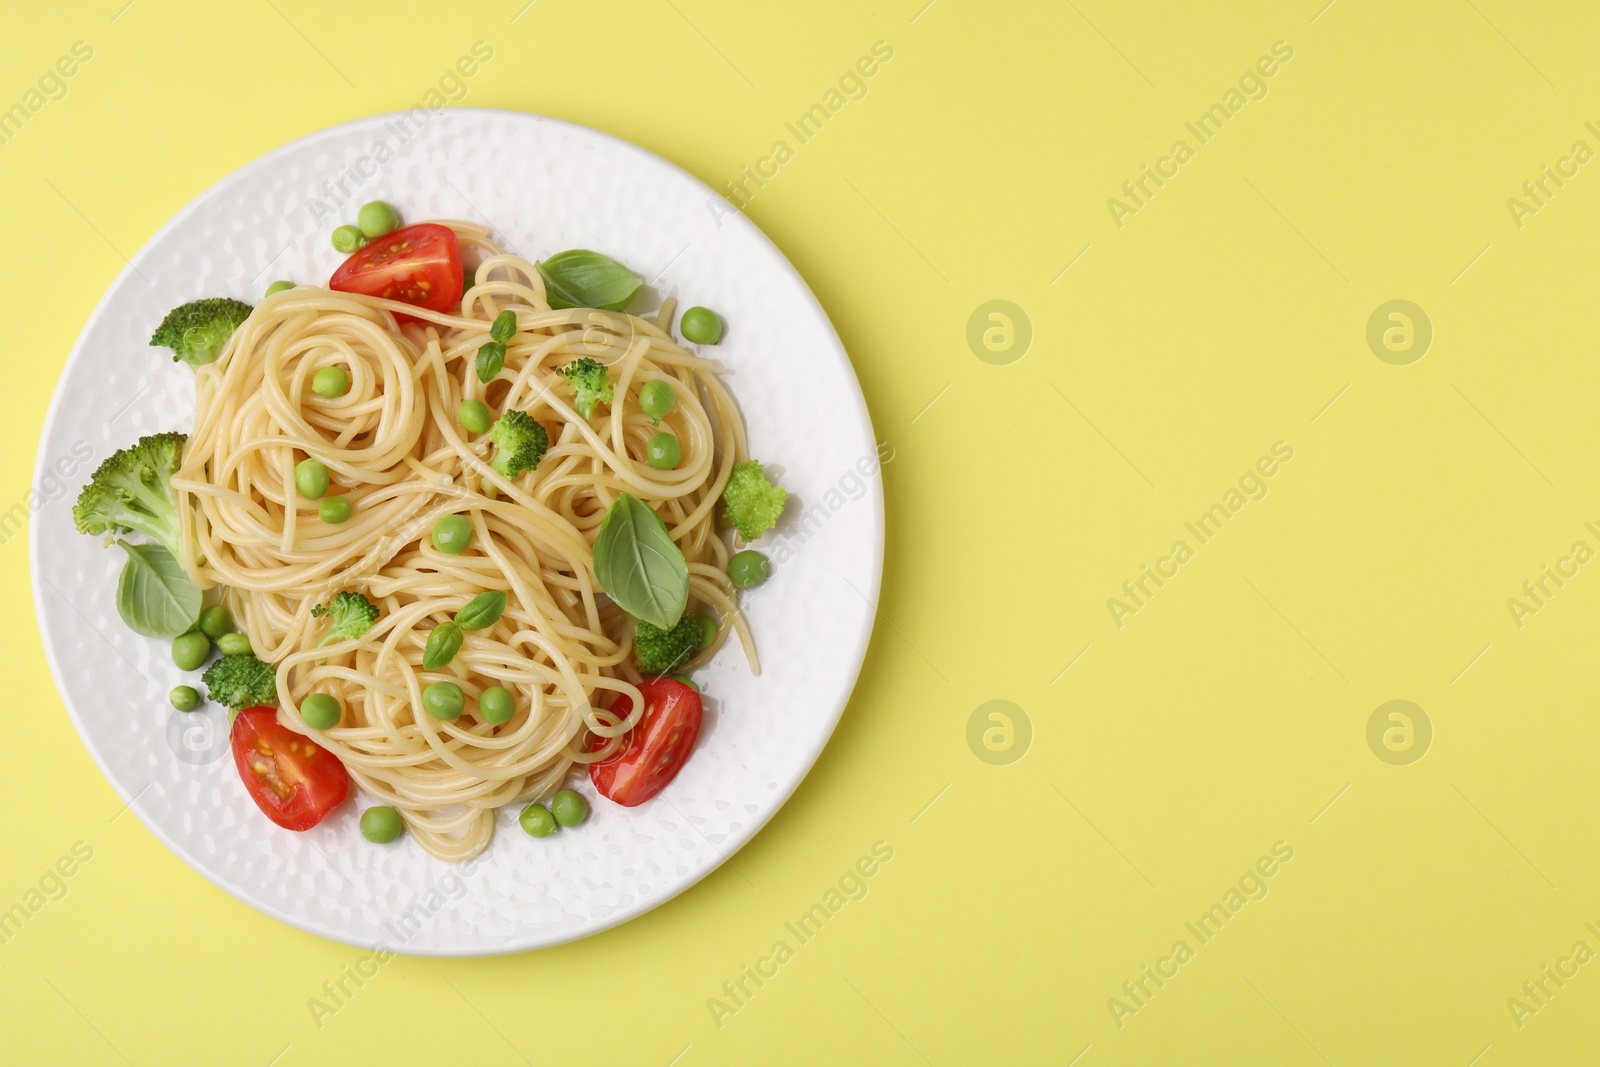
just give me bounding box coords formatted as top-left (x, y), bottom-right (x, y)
top-left (30, 107), bottom-right (884, 955)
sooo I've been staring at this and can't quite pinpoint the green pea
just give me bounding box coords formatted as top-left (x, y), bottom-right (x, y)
top-left (312, 365), bottom-right (350, 398)
top-left (479, 686), bottom-right (515, 724)
top-left (694, 613), bottom-right (717, 649)
top-left (639, 379), bottom-right (676, 420)
top-left (667, 674), bottom-right (700, 693)
top-left (551, 788), bottom-right (588, 827)
top-left (360, 806), bottom-right (404, 844)
top-left (301, 692), bottom-right (342, 729)
top-left (171, 631), bottom-right (210, 671)
top-left (319, 496), bottom-right (353, 524)
top-left (490, 310), bottom-right (518, 343)
top-left (680, 306), bottom-right (722, 345)
top-left (432, 514), bottom-right (473, 554)
top-left (519, 803), bottom-right (558, 838)
top-left (332, 224), bottom-right (367, 253)
top-left (646, 432), bottom-right (680, 470)
top-left (422, 681), bottom-right (465, 720)
top-left (476, 341), bottom-right (505, 383)
top-left (265, 280), bottom-right (294, 296)
top-left (197, 604), bottom-right (233, 640)
top-left (170, 685), bottom-right (202, 712)
top-left (295, 457), bottom-right (330, 500)
top-left (357, 200), bottom-right (399, 239)
top-left (728, 550), bottom-right (769, 589)
top-left (217, 631), bottom-right (253, 656)
top-left (457, 398), bottom-right (491, 435)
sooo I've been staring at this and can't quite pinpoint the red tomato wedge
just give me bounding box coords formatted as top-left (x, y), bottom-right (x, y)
top-left (328, 223), bottom-right (462, 315)
top-left (589, 679), bottom-right (703, 807)
top-left (230, 706), bottom-right (349, 831)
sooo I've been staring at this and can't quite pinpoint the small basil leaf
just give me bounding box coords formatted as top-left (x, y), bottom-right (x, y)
top-left (592, 494), bottom-right (689, 630)
top-left (536, 250), bottom-right (642, 312)
top-left (476, 341), bottom-right (505, 383)
top-left (490, 309), bottom-right (518, 343)
top-left (423, 621), bottom-right (464, 671)
top-left (455, 590), bottom-right (507, 632)
top-left (114, 540), bottom-right (202, 638)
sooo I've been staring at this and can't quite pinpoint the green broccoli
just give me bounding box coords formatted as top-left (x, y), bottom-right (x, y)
top-left (202, 653), bottom-right (277, 712)
top-left (311, 591), bottom-right (380, 648)
top-left (150, 298), bottom-right (254, 367)
top-left (488, 409), bottom-right (550, 480)
top-left (632, 615), bottom-right (701, 675)
top-left (720, 461), bottom-right (788, 541)
top-left (72, 431), bottom-right (188, 562)
top-left (558, 357), bottom-right (614, 420)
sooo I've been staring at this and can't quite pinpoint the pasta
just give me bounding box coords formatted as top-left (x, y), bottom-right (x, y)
top-left (171, 222), bottom-right (756, 860)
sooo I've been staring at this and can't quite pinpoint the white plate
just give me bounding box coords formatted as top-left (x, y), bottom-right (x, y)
top-left (31, 110), bottom-right (882, 955)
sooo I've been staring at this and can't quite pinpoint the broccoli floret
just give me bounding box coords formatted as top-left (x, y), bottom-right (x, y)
top-left (150, 298), bottom-right (254, 367)
top-left (720, 460), bottom-right (788, 541)
top-left (202, 654), bottom-right (277, 712)
top-left (488, 409), bottom-right (550, 480)
top-left (311, 591), bottom-right (379, 648)
top-left (72, 431), bottom-right (188, 562)
top-left (558, 357), bottom-right (614, 420)
top-left (633, 615), bottom-right (700, 675)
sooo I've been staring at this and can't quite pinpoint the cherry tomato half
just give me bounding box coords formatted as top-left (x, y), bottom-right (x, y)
top-left (230, 706), bottom-right (349, 831)
top-left (328, 222), bottom-right (462, 315)
top-left (589, 679), bottom-right (703, 807)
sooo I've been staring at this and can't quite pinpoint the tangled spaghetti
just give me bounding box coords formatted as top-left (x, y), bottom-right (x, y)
top-left (171, 222), bottom-right (756, 860)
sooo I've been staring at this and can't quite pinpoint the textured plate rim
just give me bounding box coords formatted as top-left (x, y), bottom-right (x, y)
top-left (30, 108), bottom-right (883, 955)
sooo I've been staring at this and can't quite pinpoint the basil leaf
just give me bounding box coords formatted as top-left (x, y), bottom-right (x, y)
top-left (114, 540), bottom-right (202, 638)
top-left (423, 622), bottom-right (464, 671)
top-left (536, 250), bottom-right (642, 312)
top-left (455, 590), bottom-right (507, 632)
top-left (592, 494), bottom-right (688, 630)
top-left (476, 341), bottom-right (505, 383)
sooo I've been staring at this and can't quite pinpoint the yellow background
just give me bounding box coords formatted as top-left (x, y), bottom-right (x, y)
top-left (3, 0), bottom-right (1598, 1063)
